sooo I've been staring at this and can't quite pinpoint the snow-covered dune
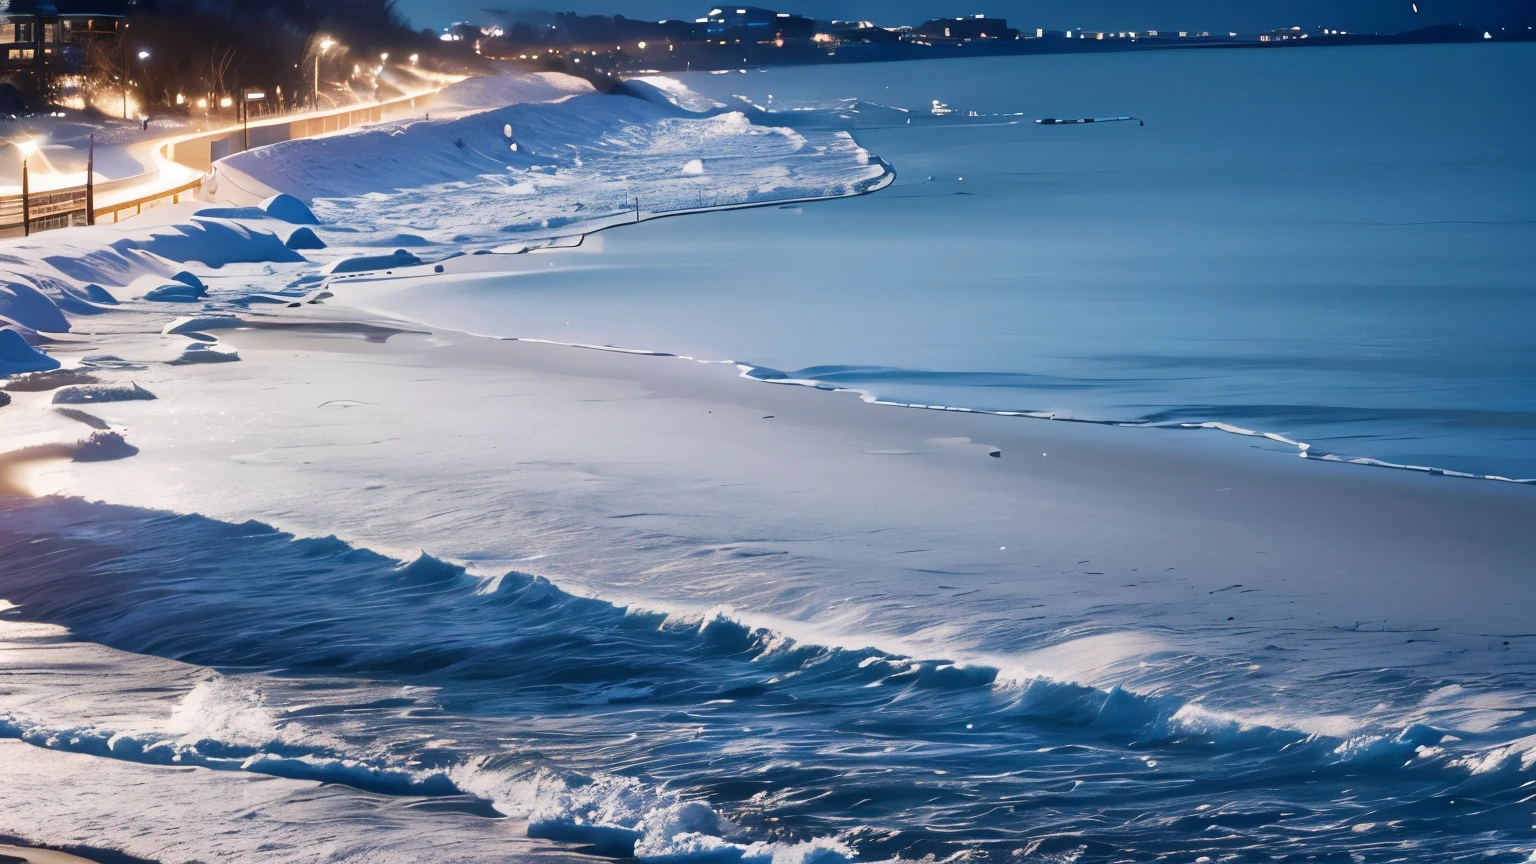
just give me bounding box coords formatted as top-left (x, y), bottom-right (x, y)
top-left (220, 73), bottom-right (890, 249)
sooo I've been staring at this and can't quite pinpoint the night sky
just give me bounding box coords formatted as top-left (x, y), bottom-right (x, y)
top-left (393, 0), bottom-right (1534, 35)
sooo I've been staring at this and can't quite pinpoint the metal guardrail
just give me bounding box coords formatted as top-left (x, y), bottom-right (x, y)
top-left (96, 176), bottom-right (204, 224)
top-left (0, 176), bottom-right (202, 237)
top-left (1, 87), bottom-right (445, 239)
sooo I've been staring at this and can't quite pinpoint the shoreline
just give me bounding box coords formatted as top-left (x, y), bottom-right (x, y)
top-left (15, 302), bottom-right (1535, 652)
top-left (323, 264), bottom-right (1536, 491)
top-left (0, 842), bottom-right (127, 864)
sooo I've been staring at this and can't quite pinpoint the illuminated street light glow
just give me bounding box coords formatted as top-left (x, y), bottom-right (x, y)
top-left (220, 96), bottom-right (233, 108)
top-left (138, 50), bottom-right (150, 59)
top-left (380, 52), bottom-right (389, 61)
top-left (638, 41), bottom-right (647, 49)
top-left (320, 38), bottom-right (336, 51)
top-left (17, 139), bottom-right (39, 157)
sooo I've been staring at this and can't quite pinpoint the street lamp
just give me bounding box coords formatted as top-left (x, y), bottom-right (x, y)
top-left (122, 49), bottom-right (149, 119)
top-left (17, 139), bottom-right (38, 237)
top-left (315, 37), bottom-right (335, 106)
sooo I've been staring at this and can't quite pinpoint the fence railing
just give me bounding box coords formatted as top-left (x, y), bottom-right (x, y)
top-left (0, 176), bottom-right (203, 237)
top-left (1, 87), bottom-right (446, 239)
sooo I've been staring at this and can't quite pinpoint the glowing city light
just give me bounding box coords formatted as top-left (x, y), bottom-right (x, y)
top-left (16, 138), bottom-right (39, 157)
top-left (137, 50), bottom-right (150, 59)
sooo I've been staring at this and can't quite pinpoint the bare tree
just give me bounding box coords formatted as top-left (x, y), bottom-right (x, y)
top-left (196, 43), bottom-right (239, 109)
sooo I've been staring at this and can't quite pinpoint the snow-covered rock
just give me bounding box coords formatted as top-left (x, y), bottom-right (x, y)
top-left (143, 282), bottom-right (208, 303)
top-left (52, 382), bottom-right (157, 404)
top-left (326, 249), bottom-right (423, 275)
top-left (260, 193), bottom-right (319, 225)
top-left (285, 227), bottom-right (325, 250)
top-left (169, 270), bottom-right (206, 291)
top-left (169, 342), bottom-right (240, 365)
top-left (0, 327), bottom-right (60, 376)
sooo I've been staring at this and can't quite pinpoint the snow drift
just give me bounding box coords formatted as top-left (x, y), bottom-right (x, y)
top-left (222, 74), bottom-right (890, 248)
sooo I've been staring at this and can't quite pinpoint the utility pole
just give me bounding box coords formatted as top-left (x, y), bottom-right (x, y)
top-left (21, 158), bottom-right (30, 237)
top-left (86, 134), bottom-right (96, 226)
top-left (242, 89), bottom-right (249, 151)
top-left (120, 24), bottom-right (129, 119)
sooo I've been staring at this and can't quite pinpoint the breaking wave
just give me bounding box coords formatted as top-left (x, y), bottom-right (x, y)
top-left (3, 495), bottom-right (1535, 862)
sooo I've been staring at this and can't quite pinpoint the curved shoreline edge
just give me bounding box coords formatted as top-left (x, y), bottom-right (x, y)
top-left (460, 335), bottom-right (1532, 488)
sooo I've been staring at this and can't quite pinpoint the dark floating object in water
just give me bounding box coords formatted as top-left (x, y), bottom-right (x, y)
top-left (1036, 116), bottom-right (1144, 127)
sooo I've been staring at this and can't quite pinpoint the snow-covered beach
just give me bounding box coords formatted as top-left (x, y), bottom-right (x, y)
top-left (4, 48), bottom-right (1536, 864)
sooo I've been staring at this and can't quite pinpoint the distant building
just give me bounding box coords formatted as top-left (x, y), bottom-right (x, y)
top-left (2, 0), bottom-right (125, 94)
top-left (913, 15), bottom-right (1020, 42)
top-left (695, 6), bottom-right (814, 42)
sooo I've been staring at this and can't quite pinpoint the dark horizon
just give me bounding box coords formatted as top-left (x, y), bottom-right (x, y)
top-left (395, 0), bottom-right (1536, 35)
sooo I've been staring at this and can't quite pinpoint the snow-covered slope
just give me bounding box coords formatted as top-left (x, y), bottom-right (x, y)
top-left (221, 74), bottom-right (889, 249)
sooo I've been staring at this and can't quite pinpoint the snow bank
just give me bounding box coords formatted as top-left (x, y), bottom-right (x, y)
top-left (625, 76), bottom-right (731, 113)
top-left (0, 328), bottom-right (60, 376)
top-left (0, 281), bottom-right (70, 333)
top-left (0, 316), bottom-right (46, 345)
top-left (222, 82), bottom-right (890, 248)
top-left (115, 219), bottom-right (306, 269)
top-left (428, 71), bottom-right (593, 115)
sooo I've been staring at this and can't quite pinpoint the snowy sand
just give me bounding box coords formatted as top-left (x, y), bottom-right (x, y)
top-left (2, 59), bottom-right (1535, 864)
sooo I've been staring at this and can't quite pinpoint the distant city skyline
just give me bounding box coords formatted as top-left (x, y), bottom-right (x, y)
top-left (394, 0), bottom-right (1534, 35)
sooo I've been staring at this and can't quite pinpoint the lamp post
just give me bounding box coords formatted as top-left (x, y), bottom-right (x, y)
top-left (86, 134), bottom-right (95, 226)
top-left (17, 139), bottom-right (36, 237)
top-left (122, 48), bottom-right (149, 119)
top-left (314, 38), bottom-right (335, 107)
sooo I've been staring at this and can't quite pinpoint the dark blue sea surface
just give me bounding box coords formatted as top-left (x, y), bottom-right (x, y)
top-left (369, 44), bottom-right (1536, 480)
top-left (3, 495), bottom-right (1535, 863)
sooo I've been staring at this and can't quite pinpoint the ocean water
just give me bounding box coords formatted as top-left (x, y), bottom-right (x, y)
top-left (3, 495), bottom-right (1535, 863)
top-left (6, 45), bottom-right (1536, 864)
top-left (366, 44), bottom-right (1536, 480)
